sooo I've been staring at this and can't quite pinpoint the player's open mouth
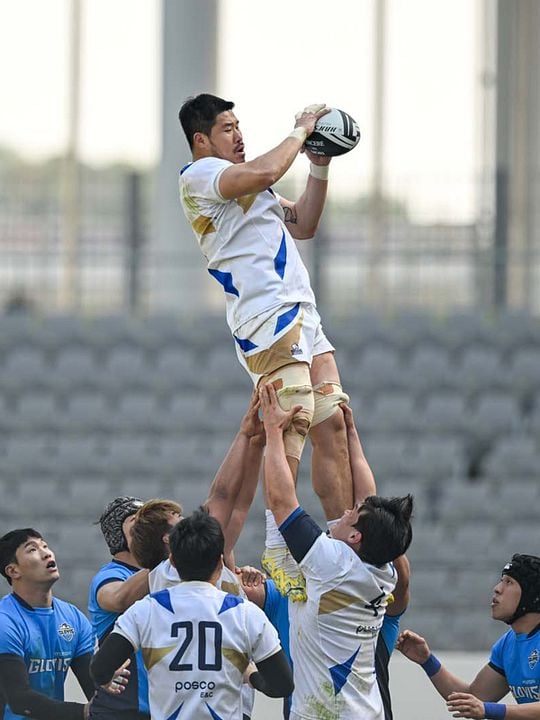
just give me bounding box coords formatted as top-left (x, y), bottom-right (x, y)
top-left (46, 561), bottom-right (57, 570)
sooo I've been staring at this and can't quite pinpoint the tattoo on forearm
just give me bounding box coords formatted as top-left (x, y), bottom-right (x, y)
top-left (283, 207), bottom-right (298, 224)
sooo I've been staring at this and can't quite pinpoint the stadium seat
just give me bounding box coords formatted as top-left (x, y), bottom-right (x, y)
top-left (53, 435), bottom-right (107, 476)
top-left (12, 390), bottom-right (62, 431)
top-left (418, 392), bottom-right (467, 435)
top-left (438, 481), bottom-right (496, 525)
top-left (353, 345), bottom-right (405, 393)
top-left (2, 433), bottom-right (54, 475)
top-left (62, 390), bottom-right (112, 432)
top-left (508, 347), bottom-right (540, 399)
top-left (465, 392), bottom-right (523, 444)
top-left (110, 391), bottom-right (162, 432)
top-left (161, 390), bottom-right (212, 432)
top-left (457, 344), bottom-right (508, 395)
top-left (492, 309), bottom-right (540, 353)
top-left (100, 344), bottom-right (152, 391)
top-left (153, 345), bottom-right (201, 392)
top-left (387, 311), bottom-right (440, 352)
top-left (51, 345), bottom-right (101, 391)
top-left (362, 434), bottom-right (411, 481)
top-left (437, 312), bottom-right (493, 352)
top-left (494, 483), bottom-right (540, 523)
top-left (403, 344), bottom-right (460, 395)
top-left (481, 435), bottom-right (540, 479)
top-left (412, 435), bottom-right (467, 481)
top-left (362, 391), bottom-right (419, 434)
top-left (1, 345), bottom-right (49, 392)
top-left (206, 350), bottom-right (251, 391)
top-left (1, 478), bottom-right (69, 518)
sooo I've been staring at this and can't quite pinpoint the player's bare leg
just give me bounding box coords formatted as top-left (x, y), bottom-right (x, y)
top-left (309, 351), bottom-right (353, 520)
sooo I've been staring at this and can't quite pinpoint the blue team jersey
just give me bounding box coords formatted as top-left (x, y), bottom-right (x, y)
top-left (0, 593), bottom-right (94, 720)
top-left (489, 624), bottom-right (540, 704)
top-left (88, 560), bottom-right (150, 716)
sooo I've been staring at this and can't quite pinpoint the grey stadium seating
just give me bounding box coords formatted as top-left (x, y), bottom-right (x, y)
top-left (0, 310), bottom-right (539, 647)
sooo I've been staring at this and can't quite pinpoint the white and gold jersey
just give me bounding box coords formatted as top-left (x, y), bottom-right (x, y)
top-left (179, 157), bottom-right (315, 333)
top-left (289, 533), bottom-right (396, 720)
top-left (148, 560), bottom-right (254, 716)
top-left (114, 581), bottom-right (280, 720)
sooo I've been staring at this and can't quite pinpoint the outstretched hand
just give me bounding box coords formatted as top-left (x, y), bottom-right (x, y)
top-left (395, 629), bottom-right (431, 664)
top-left (101, 658), bottom-right (131, 695)
top-left (239, 388), bottom-right (265, 447)
top-left (446, 692), bottom-right (486, 719)
top-left (259, 383), bottom-right (301, 435)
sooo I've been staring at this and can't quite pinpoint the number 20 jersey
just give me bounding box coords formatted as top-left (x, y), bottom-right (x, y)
top-left (114, 580), bottom-right (281, 720)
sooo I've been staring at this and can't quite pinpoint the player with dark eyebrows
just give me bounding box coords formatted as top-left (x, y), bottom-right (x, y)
top-left (178, 93), bottom-right (355, 602)
top-left (0, 528), bottom-right (127, 720)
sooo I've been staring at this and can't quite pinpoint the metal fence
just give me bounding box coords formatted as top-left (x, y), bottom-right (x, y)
top-left (1, 164), bottom-right (539, 318)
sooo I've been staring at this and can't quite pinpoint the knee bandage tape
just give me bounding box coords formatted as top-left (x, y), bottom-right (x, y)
top-left (312, 382), bottom-right (349, 427)
top-left (265, 364), bottom-right (314, 461)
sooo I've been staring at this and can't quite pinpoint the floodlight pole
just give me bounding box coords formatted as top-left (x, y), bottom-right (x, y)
top-left (61, 0), bottom-right (81, 310)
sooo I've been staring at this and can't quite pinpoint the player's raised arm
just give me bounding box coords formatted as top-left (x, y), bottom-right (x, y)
top-left (341, 403), bottom-right (377, 503)
top-left (204, 389), bottom-right (265, 556)
top-left (259, 383), bottom-right (303, 526)
top-left (216, 105), bottom-right (330, 200)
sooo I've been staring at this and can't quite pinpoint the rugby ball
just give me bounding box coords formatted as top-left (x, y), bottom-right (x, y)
top-left (305, 108), bottom-right (361, 157)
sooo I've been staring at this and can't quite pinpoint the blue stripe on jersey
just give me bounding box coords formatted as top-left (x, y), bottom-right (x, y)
top-left (274, 302), bottom-right (300, 336)
top-left (218, 594), bottom-right (243, 615)
top-left (233, 334), bottom-right (258, 352)
top-left (274, 231), bottom-right (287, 279)
top-left (329, 646), bottom-right (361, 696)
top-left (206, 702), bottom-right (225, 719)
top-left (166, 701), bottom-right (183, 720)
top-left (180, 163), bottom-right (192, 175)
top-left (151, 589), bottom-right (174, 614)
top-left (208, 268), bottom-right (240, 296)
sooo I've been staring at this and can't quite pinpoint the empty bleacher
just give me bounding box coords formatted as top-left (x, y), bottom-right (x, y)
top-left (0, 309), bottom-right (539, 650)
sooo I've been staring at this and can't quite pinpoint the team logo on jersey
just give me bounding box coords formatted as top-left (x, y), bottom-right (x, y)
top-left (529, 649), bottom-right (539, 669)
top-left (290, 343), bottom-right (303, 356)
top-left (58, 622), bottom-right (75, 642)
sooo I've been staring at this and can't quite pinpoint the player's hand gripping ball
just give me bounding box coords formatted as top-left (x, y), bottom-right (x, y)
top-left (304, 108), bottom-right (361, 157)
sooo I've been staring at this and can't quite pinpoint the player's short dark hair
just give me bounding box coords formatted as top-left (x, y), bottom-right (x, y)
top-left (179, 93), bottom-right (235, 150)
top-left (169, 507), bottom-right (224, 582)
top-left (130, 499), bottom-right (183, 570)
top-left (353, 495), bottom-right (413, 567)
top-left (0, 528), bottom-right (43, 585)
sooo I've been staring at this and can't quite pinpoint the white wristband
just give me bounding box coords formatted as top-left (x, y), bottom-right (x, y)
top-left (310, 163), bottom-right (329, 181)
top-left (287, 127), bottom-right (308, 144)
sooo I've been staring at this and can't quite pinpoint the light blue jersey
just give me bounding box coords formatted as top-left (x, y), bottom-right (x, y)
top-left (0, 593), bottom-right (94, 720)
top-left (88, 559), bottom-right (150, 716)
top-left (489, 623), bottom-right (540, 703)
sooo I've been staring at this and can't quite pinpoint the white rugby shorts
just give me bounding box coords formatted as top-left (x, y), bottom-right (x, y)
top-left (233, 302), bottom-right (334, 386)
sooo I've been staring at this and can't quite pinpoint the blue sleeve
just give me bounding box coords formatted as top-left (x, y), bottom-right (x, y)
top-left (380, 613), bottom-right (402, 654)
top-left (0, 613), bottom-right (24, 657)
top-left (264, 580), bottom-right (284, 626)
top-left (489, 634), bottom-right (506, 675)
top-left (279, 507), bottom-right (323, 564)
top-left (74, 609), bottom-right (95, 658)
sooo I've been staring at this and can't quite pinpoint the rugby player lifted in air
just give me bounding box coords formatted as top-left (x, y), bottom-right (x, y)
top-left (178, 94), bottom-right (354, 600)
